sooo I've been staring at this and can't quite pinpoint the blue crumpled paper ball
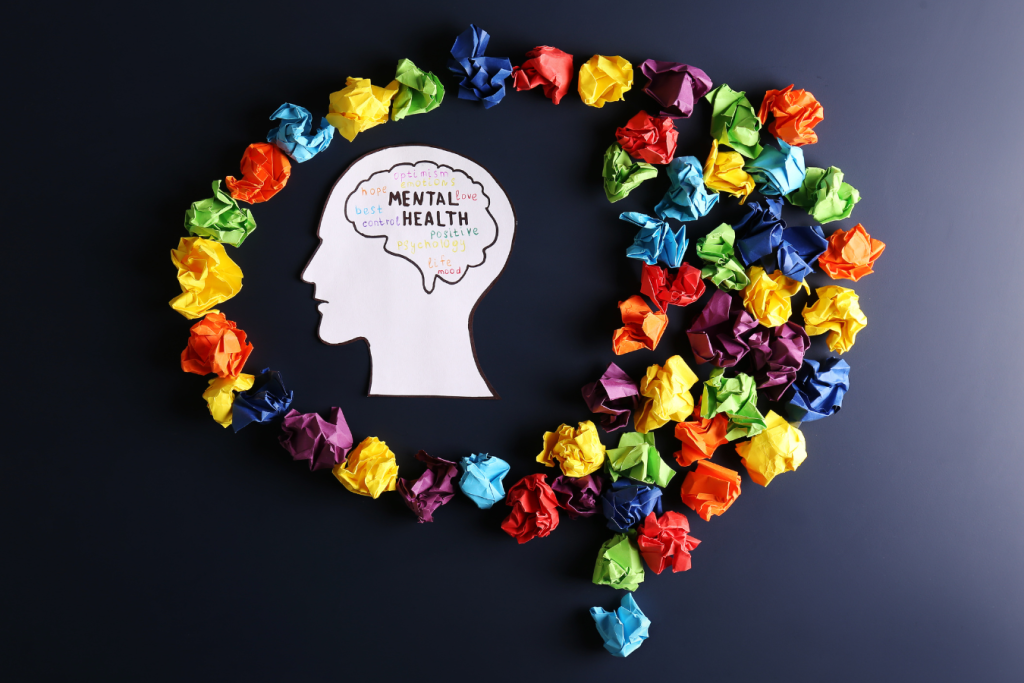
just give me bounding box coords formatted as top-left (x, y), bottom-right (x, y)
top-left (458, 453), bottom-right (510, 509)
top-left (232, 368), bottom-right (294, 432)
top-left (591, 593), bottom-right (651, 657)
top-left (601, 479), bottom-right (663, 532)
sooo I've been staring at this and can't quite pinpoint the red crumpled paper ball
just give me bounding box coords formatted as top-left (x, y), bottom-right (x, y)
top-left (180, 311), bottom-right (253, 378)
top-left (614, 111), bottom-right (679, 165)
top-left (641, 263), bottom-right (706, 311)
top-left (636, 510), bottom-right (701, 573)
top-left (511, 46), bottom-right (574, 105)
top-left (501, 473), bottom-right (560, 543)
top-left (225, 142), bottom-right (292, 203)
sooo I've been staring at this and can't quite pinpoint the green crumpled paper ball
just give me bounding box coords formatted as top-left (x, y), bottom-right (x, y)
top-left (701, 368), bottom-right (767, 440)
top-left (706, 84), bottom-right (763, 159)
top-left (696, 223), bottom-right (750, 291)
top-left (603, 143), bottom-right (657, 202)
top-left (185, 180), bottom-right (257, 247)
top-left (391, 58), bottom-right (445, 121)
top-left (606, 431), bottom-right (676, 487)
top-left (787, 166), bottom-right (861, 223)
top-left (593, 533), bottom-right (645, 591)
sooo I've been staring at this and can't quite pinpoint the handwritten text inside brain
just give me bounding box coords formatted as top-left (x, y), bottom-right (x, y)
top-left (345, 161), bottom-right (499, 293)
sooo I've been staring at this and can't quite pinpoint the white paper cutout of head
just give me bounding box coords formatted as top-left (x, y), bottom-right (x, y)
top-left (303, 145), bottom-right (516, 397)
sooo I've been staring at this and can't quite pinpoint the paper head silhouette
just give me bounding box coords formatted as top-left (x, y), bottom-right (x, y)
top-left (303, 145), bottom-right (516, 397)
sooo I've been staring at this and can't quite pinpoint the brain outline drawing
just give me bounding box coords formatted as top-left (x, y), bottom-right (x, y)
top-left (343, 159), bottom-right (499, 294)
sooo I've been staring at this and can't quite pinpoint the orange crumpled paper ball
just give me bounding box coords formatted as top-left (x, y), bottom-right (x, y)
top-left (757, 85), bottom-right (824, 147)
top-left (680, 460), bottom-right (742, 521)
top-left (225, 142), bottom-right (292, 204)
top-left (181, 312), bottom-right (254, 378)
top-left (818, 223), bottom-right (886, 281)
top-left (613, 295), bottom-right (669, 355)
top-left (673, 400), bottom-right (730, 467)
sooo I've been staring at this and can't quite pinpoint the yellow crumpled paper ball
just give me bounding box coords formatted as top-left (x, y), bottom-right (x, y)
top-left (537, 420), bottom-right (606, 477)
top-left (326, 77), bottom-right (400, 142)
top-left (635, 355), bottom-right (699, 433)
top-left (802, 285), bottom-right (867, 354)
top-left (742, 266), bottom-right (809, 328)
top-left (202, 373), bottom-right (255, 428)
top-left (578, 55), bottom-right (633, 108)
top-left (735, 411), bottom-right (807, 486)
top-left (703, 139), bottom-right (754, 201)
top-left (333, 436), bottom-right (399, 498)
top-left (169, 236), bottom-right (244, 320)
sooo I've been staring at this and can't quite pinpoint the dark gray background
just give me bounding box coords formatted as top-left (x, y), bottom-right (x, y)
top-left (3, 0), bottom-right (1022, 680)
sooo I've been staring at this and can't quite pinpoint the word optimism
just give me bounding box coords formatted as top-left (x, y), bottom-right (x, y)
top-left (345, 161), bottom-right (497, 293)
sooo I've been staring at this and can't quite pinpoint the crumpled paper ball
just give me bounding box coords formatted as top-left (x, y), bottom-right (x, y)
top-left (735, 411), bottom-right (807, 486)
top-left (500, 473), bottom-right (561, 543)
top-left (593, 532), bottom-right (645, 591)
top-left (606, 431), bottom-right (676, 487)
top-left (185, 180), bottom-right (258, 247)
top-left (636, 510), bottom-right (701, 574)
top-left (785, 356), bottom-right (851, 422)
top-left (591, 594), bottom-right (651, 658)
top-left (654, 155), bottom-right (719, 222)
top-left (613, 295), bottom-right (668, 355)
top-left (802, 285), bottom-right (867, 353)
top-left (674, 403), bottom-right (730, 466)
top-left (787, 166), bottom-right (861, 224)
top-left (681, 460), bottom-right (742, 521)
top-left (582, 363), bottom-right (639, 432)
top-left (639, 60), bottom-right (712, 118)
top-left (706, 84), bottom-right (763, 158)
top-left (459, 453), bottom-right (510, 509)
top-left (686, 289), bottom-right (762, 367)
top-left (447, 24), bottom-right (512, 108)
top-left (279, 407), bottom-right (353, 472)
top-left (266, 103), bottom-right (334, 163)
top-left (551, 474), bottom-right (603, 519)
top-left (181, 312), bottom-right (253, 378)
top-left (700, 368), bottom-right (767, 440)
top-left (601, 480), bottom-right (663, 533)
top-left (750, 321), bottom-right (810, 402)
top-left (390, 58), bottom-right (444, 121)
top-left (326, 77), bottom-right (399, 142)
top-left (232, 368), bottom-right (294, 432)
top-left (333, 436), bottom-right (398, 498)
top-left (742, 265), bottom-right (809, 328)
top-left (169, 236), bottom-right (243, 320)
top-left (703, 139), bottom-right (754, 201)
top-left (537, 420), bottom-right (606, 478)
top-left (695, 223), bottom-right (750, 291)
top-left (745, 138), bottom-right (807, 196)
top-left (578, 54), bottom-right (632, 107)
top-left (621, 211), bottom-right (687, 267)
top-left (225, 143), bottom-right (291, 204)
top-left (641, 263), bottom-right (705, 311)
top-left (603, 143), bottom-right (657, 202)
top-left (818, 224), bottom-right (886, 281)
top-left (758, 85), bottom-right (824, 147)
top-left (615, 111), bottom-right (678, 165)
top-left (397, 451), bottom-right (459, 523)
top-left (635, 355), bottom-right (699, 432)
top-left (512, 46), bottom-right (574, 104)
top-left (202, 373), bottom-right (254, 428)
top-left (734, 198), bottom-right (827, 281)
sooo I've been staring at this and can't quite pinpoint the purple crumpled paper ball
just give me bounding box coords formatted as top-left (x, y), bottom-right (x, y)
top-left (278, 407), bottom-right (353, 471)
top-left (749, 322), bottom-right (811, 402)
top-left (582, 363), bottom-right (639, 432)
top-left (686, 290), bottom-right (764, 367)
top-left (639, 60), bottom-right (712, 119)
top-left (551, 474), bottom-right (604, 519)
top-left (397, 451), bottom-right (459, 523)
